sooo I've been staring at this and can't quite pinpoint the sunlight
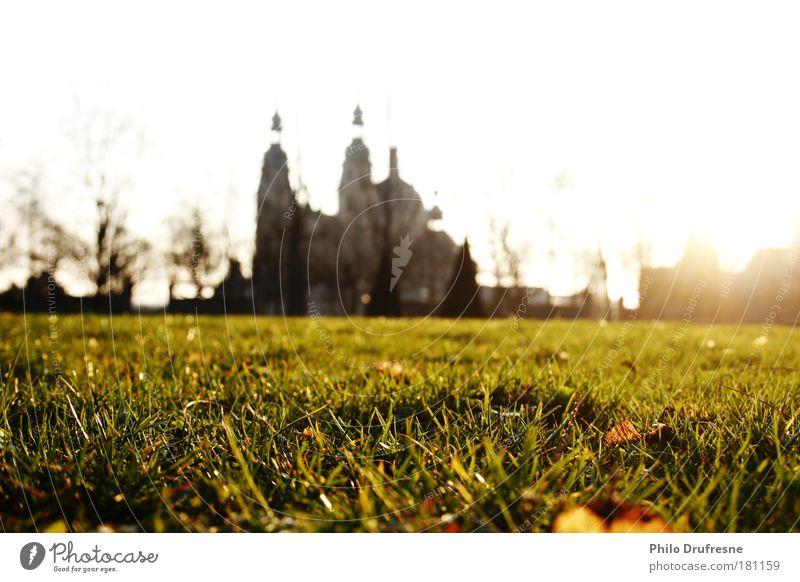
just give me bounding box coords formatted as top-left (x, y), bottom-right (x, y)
top-left (689, 195), bottom-right (799, 271)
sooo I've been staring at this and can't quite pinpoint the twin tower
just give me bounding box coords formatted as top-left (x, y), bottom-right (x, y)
top-left (252, 106), bottom-right (456, 316)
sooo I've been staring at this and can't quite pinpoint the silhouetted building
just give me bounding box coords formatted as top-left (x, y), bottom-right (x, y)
top-left (731, 245), bottom-right (800, 324)
top-left (249, 106), bottom-right (457, 316)
top-left (638, 231), bottom-right (800, 325)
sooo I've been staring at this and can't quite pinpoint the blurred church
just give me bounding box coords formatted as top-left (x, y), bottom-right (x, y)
top-left (235, 106), bottom-right (458, 315)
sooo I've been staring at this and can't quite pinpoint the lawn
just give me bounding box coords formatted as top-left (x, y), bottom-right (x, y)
top-left (1, 313), bottom-right (799, 532)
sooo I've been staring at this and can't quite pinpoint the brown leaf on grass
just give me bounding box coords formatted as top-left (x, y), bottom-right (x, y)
top-left (553, 499), bottom-right (673, 533)
top-left (608, 505), bottom-right (672, 533)
top-left (644, 422), bottom-right (674, 444)
top-left (552, 506), bottom-right (606, 533)
top-left (603, 419), bottom-right (643, 446)
top-left (603, 420), bottom-right (674, 447)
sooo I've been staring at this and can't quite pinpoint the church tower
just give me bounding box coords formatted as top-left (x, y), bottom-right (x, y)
top-left (253, 111), bottom-right (299, 314)
top-left (257, 111), bottom-right (293, 214)
top-left (335, 105), bottom-right (383, 313)
top-left (338, 105), bottom-right (379, 217)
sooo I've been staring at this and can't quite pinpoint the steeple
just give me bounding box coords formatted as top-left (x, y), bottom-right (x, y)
top-left (339, 105), bottom-right (376, 216)
top-left (264, 111), bottom-right (287, 169)
top-left (254, 109), bottom-right (295, 314)
top-left (429, 190), bottom-right (443, 223)
top-left (389, 147), bottom-right (399, 180)
top-left (259, 111), bottom-right (290, 213)
top-left (271, 111), bottom-right (282, 144)
top-left (352, 104), bottom-right (364, 139)
top-left (343, 104), bottom-right (369, 164)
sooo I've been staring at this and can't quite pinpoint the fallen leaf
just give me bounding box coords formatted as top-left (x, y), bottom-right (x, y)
top-left (552, 506), bottom-right (605, 533)
top-left (603, 419), bottom-right (643, 446)
top-left (644, 422), bottom-right (674, 444)
top-left (553, 499), bottom-right (673, 533)
top-left (603, 420), bottom-right (674, 447)
top-left (608, 505), bottom-right (672, 533)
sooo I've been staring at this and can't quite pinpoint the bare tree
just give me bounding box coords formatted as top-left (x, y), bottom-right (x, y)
top-left (10, 166), bottom-right (84, 280)
top-left (487, 216), bottom-right (528, 287)
top-left (166, 205), bottom-right (222, 299)
top-left (63, 105), bottom-right (150, 305)
top-left (624, 196), bottom-right (656, 274)
top-left (628, 226), bottom-right (654, 272)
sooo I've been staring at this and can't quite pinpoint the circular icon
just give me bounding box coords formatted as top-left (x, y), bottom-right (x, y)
top-left (20, 542), bottom-right (46, 570)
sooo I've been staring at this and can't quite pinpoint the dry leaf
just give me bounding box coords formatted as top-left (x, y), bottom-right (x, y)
top-left (553, 499), bottom-right (673, 533)
top-left (644, 422), bottom-right (674, 444)
top-left (603, 420), bottom-right (674, 447)
top-left (603, 419), bottom-right (643, 446)
top-left (552, 506), bottom-right (605, 533)
top-left (608, 505), bottom-right (672, 533)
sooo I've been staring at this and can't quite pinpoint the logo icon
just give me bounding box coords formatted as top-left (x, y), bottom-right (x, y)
top-left (20, 542), bottom-right (46, 570)
top-left (390, 235), bottom-right (413, 292)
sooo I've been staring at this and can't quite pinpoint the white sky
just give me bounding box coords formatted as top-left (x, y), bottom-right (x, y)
top-left (2, 1), bottom-right (800, 305)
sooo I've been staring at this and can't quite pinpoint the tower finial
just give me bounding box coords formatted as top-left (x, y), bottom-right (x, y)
top-left (353, 104), bottom-right (363, 127)
top-left (270, 111), bottom-right (282, 145)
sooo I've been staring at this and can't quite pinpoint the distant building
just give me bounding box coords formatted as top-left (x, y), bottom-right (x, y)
top-left (638, 232), bottom-right (722, 322)
top-left (638, 231), bottom-right (800, 325)
top-left (732, 245), bottom-right (800, 324)
top-left (245, 106), bottom-right (458, 316)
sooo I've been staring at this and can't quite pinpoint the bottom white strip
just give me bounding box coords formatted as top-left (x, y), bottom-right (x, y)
top-left (1, 533), bottom-right (797, 581)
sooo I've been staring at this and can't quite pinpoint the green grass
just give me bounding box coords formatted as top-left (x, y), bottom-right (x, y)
top-left (1, 313), bottom-right (799, 532)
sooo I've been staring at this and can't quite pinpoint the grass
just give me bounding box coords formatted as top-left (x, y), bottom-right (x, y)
top-left (1, 313), bottom-right (799, 532)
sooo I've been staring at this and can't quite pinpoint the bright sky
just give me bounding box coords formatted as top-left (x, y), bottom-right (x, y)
top-left (2, 1), bottom-right (800, 305)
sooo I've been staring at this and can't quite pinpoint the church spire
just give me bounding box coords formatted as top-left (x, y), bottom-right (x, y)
top-left (271, 111), bottom-right (282, 144)
top-left (352, 104), bottom-right (364, 140)
top-left (389, 147), bottom-right (398, 180)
